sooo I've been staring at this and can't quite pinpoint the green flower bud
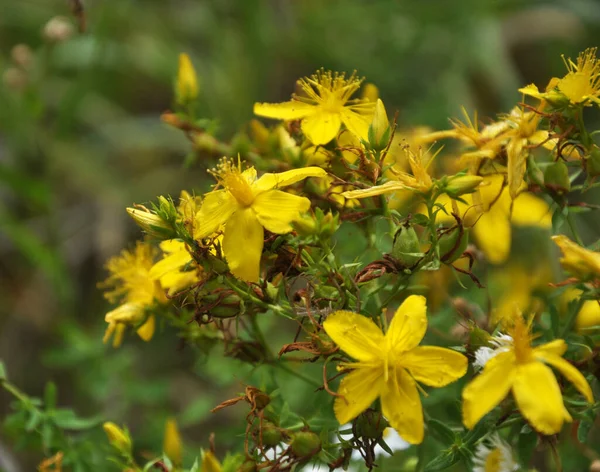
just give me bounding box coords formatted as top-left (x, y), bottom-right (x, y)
top-left (544, 161), bottom-right (570, 193)
top-left (444, 175), bottom-right (483, 197)
top-left (468, 324), bottom-right (491, 353)
top-left (289, 431), bottom-right (321, 458)
top-left (368, 99), bottom-right (391, 151)
top-left (355, 410), bottom-right (389, 439)
top-left (586, 147), bottom-right (600, 177)
top-left (260, 422), bottom-right (283, 448)
top-left (391, 224), bottom-right (422, 268)
top-left (439, 227), bottom-right (469, 263)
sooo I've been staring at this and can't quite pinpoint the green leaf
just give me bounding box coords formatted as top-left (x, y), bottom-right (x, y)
top-left (517, 424), bottom-right (537, 466)
top-left (44, 381), bottom-right (57, 411)
top-left (52, 409), bottom-right (103, 430)
top-left (25, 409), bottom-right (42, 432)
top-left (0, 360), bottom-right (6, 381)
top-left (427, 418), bottom-right (456, 446)
top-left (423, 449), bottom-right (460, 471)
top-left (577, 418), bottom-right (593, 443)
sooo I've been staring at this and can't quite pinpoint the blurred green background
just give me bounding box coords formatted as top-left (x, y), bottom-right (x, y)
top-left (1, 0), bottom-right (600, 470)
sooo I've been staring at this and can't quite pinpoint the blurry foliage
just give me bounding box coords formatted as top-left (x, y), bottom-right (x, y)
top-left (1, 0), bottom-right (600, 470)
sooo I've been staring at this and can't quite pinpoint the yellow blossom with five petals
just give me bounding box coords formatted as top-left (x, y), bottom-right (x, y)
top-left (195, 158), bottom-right (326, 282)
top-left (253, 69), bottom-right (375, 145)
top-left (462, 316), bottom-right (593, 435)
top-left (323, 295), bottom-right (468, 444)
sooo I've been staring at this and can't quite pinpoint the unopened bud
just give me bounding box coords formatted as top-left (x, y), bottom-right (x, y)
top-left (2, 68), bottom-right (27, 92)
top-left (163, 418), bottom-right (183, 465)
top-left (361, 83), bottom-right (379, 102)
top-left (355, 410), bottom-right (389, 439)
top-left (260, 422), bottom-right (283, 448)
top-left (176, 53), bottom-right (199, 105)
top-left (544, 161), bottom-right (570, 193)
top-left (445, 175), bottom-right (483, 197)
top-left (439, 227), bottom-right (469, 263)
top-left (391, 224), bottom-right (422, 268)
top-left (586, 147), bottom-right (600, 177)
top-left (201, 451), bottom-right (221, 472)
top-left (126, 206), bottom-right (173, 238)
top-left (103, 422), bottom-right (132, 453)
top-left (43, 17), bottom-right (75, 43)
top-left (368, 99), bottom-right (391, 151)
top-left (289, 431), bottom-right (321, 458)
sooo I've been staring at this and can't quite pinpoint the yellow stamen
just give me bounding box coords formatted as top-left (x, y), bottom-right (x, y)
top-left (295, 69), bottom-right (365, 111)
top-left (210, 157), bottom-right (255, 207)
top-left (484, 448), bottom-right (503, 472)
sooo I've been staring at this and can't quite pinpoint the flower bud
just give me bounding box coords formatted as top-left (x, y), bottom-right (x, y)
top-left (439, 227), bottom-right (469, 263)
top-left (368, 99), bottom-right (391, 151)
top-left (391, 224), bottom-right (422, 268)
top-left (11, 44), bottom-right (34, 69)
top-left (260, 421), bottom-right (283, 447)
top-left (176, 53), bottom-right (199, 105)
top-left (201, 451), bottom-right (221, 472)
top-left (126, 205), bottom-right (173, 238)
top-left (103, 422), bottom-right (132, 453)
top-left (586, 147), bottom-right (600, 177)
top-left (575, 299), bottom-right (600, 333)
top-left (544, 161), bottom-right (570, 193)
top-left (289, 431), bottom-right (321, 459)
top-left (445, 175), bottom-right (483, 197)
top-left (361, 83), bottom-right (379, 102)
top-left (355, 410), bottom-right (389, 439)
top-left (163, 418), bottom-right (183, 465)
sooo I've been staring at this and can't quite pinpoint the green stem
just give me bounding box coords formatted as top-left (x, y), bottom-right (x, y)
top-left (1, 380), bottom-right (28, 403)
top-left (270, 361), bottom-right (322, 389)
top-left (561, 296), bottom-right (585, 338)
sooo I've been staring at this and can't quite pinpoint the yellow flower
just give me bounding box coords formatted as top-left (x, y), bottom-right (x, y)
top-left (552, 234), bottom-right (600, 281)
top-left (150, 240), bottom-right (201, 296)
top-left (253, 69), bottom-right (375, 145)
top-left (520, 48), bottom-right (600, 106)
top-left (501, 107), bottom-right (549, 199)
top-left (323, 296), bottom-right (467, 444)
top-left (195, 158), bottom-right (326, 282)
top-left (342, 145), bottom-right (436, 199)
top-left (176, 53), bottom-right (199, 105)
top-left (99, 242), bottom-right (166, 347)
top-left (201, 451), bottom-right (222, 472)
top-left (435, 175), bottom-right (551, 264)
top-left (462, 316), bottom-right (593, 435)
top-left (163, 418), bottom-right (183, 466)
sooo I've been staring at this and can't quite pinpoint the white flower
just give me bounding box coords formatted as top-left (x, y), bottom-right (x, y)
top-left (473, 434), bottom-right (519, 472)
top-left (473, 333), bottom-right (513, 370)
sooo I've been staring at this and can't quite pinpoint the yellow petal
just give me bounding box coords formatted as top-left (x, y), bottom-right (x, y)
top-left (576, 300), bottom-right (600, 332)
top-left (512, 362), bottom-right (571, 435)
top-left (386, 295), bottom-right (427, 353)
top-left (253, 167), bottom-right (327, 193)
top-left (222, 207), bottom-right (264, 283)
top-left (253, 100), bottom-right (316, 120)
top-left (323, 311), bottom-right (385, 361)
top-left (333, 366), bottom-right (384, 425)
top-left (462, 351), bottom-right (515, 429)
top-left (301, 111), bottom-right (342, 145)
top-left (195, 190), bottom-right (237, 239)
top-left (136, 315), bottom-right (155, 342)
top-left (511, 193), bottom-right (551, 229)
top-left (342, 181), bottom-right (410, 200)
top-left (518, 83), bottom-right (545, 100)
top-left (401, 346), bottom-right (468, 387)
top-left (507, 137), bottom-right (527, 200)
top-left (341, 108), bottom-right (371, 141)
top-left (149, 247), bottom-right (192, 280)
top-left (337, 129), bottom-right (362, 164)
top-left (252, 190), bottom-right (311, 234)
top-left (381, 368), bottom-right (424, 444)
top-left (533, 339), bottom-right (567, 357)
top-left (534, 351), bottom-right (593, 403)
top-left (472, 207), bottom-right (511, 265)
top-left (160, 270), bottom-right (199, 295)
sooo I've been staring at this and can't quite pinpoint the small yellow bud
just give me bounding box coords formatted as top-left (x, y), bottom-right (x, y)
top-left (553, 235), bottom-right (600, 281)
top-left (368, 99), bottom-right (391, 150)
top-left (126, 206), bottom-right (172, 238)
top-left (361, 83), bottom-right (379, 102)
top-left (103, 422), bottom-right (132, 453)
top-left (445, 175), bottom-right (483, 197)
top-left (201, 451), bottom-right (222, 472)
top-left (575, 300), bottom-right (600, 333)
top-left (163, 418), bottom-right (183, 466)
top-left (176, 53), bottom-right (199, 105)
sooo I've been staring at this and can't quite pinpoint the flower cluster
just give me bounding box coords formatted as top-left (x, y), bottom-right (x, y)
top-left (97, 50), bottom-right (600, 471)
